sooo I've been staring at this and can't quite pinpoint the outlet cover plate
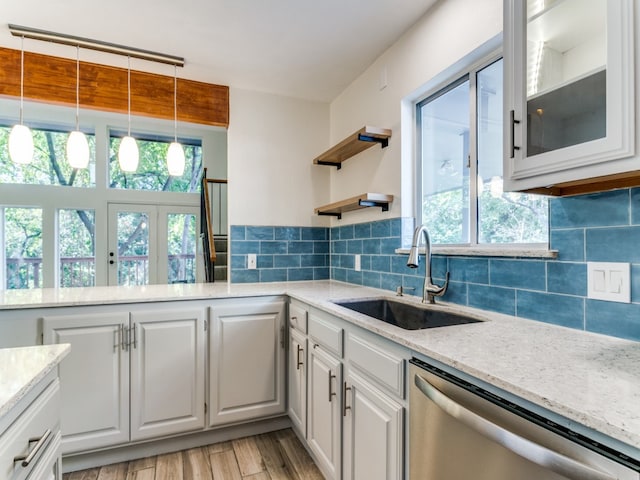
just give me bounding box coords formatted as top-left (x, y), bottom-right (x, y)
top-left (587, 262), bottom-right (630, 303)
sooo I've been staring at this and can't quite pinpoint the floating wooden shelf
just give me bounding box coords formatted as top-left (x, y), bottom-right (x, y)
top-left (313, 126), bottom-right (392, 169)
top-left (315, 193), bottom-right (393, 220)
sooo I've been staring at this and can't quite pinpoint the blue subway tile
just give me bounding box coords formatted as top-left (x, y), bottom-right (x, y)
top-left (347, 270), bottom-right (363, 285)
top-left (468, 284), bottom-right (516, 316)
top-left (260, 241), bottom-right (288, 254)
top-left (231, 255), bottom-right (246, 269)
top-left (586, 226), bottom-right (640, 263)
top-left (232, 241), bottom-right (260, 255)
top-left (442, 281), bottom-right (468, 305)
top-left (362, 239), bottom-right (381, 255)
top-left (380, 272), bottom-right (404, 292)
top-left (260, 269), bottom-right (287, 282)
top-left (301, 254), bottom-right (327, 267)
top-left (231, 269), bottom-right (259, 283)
top-left (448, 258), bottom-right (488, 284)
top-left (401, 275), bottom-right (423, 296)
top-left (632, 264), bottom-right (640, 303)
top-left (360, 255), bottom-right (372, 271)
top-left (333, 240), bottom-right (347, 254)
top-left (339, 225), bottom-right (354, 240)
top-left (314, 267), bottom-right (330, 280)
top-left (302, 227), bottom-right (328, 241)
top-left (632, 188), bottom-right (640, 225)
top-left (550, 229), bottom-right (585, 261)
top-left (380, 237), bottom-right (400, 254)
top-left (490, 259), bottom-right (546, 291)
top-left (432, 256), bottom-right (448, 280)
top-left (289, 241), bottom-right (314, 254)
top-left (246, 226), bottom-right (275, 241)
top-left (289, 268), bottom-right (315, 281)
top-left (362, 271), bottom-right (381, 289)
top-left (354, 223), bottom-right (371, 239)
top-left (330, 227), bottom-right (340, 241)
top-left (586, 300), bottom-right (640, 341)
top-left (275, 227), bottom-right (300, 241)
top-left (274, 255), bottom-right (301, 268)
top-left (390, 218), bottom-right (403, 237)
top-left (547, 262), bottom-right (586, 296)
top-left (371, 255), bottom-right (391, 273)
top-left (332, 267), bottom-right (347, 282)
top-left (257, 255), bottom-right (274, 269)
top-left (550, 190), bottom-right (630, 228)
top-left (391, 255), bottom-right (408, 274)
top-left (341, 255), bottom-right (355, 269)
top-left (314, 241), bottom-right (329, 254)
top-left (371, 220), bottom-right (391, 238)
top-left (517, 291), bottom-right (583, 329)
top-left (230, 226), bottom-right (246, 240)
top-left (347, 240), bottom-right (363, 254)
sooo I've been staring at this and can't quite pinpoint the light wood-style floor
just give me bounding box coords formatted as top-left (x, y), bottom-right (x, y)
top-left (62, 429), bottom-right (323, 480)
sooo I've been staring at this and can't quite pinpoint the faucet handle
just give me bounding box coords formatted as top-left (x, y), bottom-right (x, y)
top-left (427, 271), bottom-right (450, 298)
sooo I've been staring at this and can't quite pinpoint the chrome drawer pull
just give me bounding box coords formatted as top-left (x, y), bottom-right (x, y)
top-left (343, 382), bottom-right (351, 416)
top-left (328, 371), bottom-right (336, 402)
top-left (13, 428), bottom-right (53, 467)
top-left (296, 345), bottom-right (304, 370)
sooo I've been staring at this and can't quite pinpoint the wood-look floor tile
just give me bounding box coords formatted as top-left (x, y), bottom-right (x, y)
top-left (97, 462), bottom-right (128, 480)
top-left (207, 440), bottom-right (233, 455)
top-left (254, 432), bottom-right (290, 480)
top-left (155, 451), bottom-right (183, 480)
top-left (244, 472), bottom-right (272, 480)
top-left (127, 455), bottom-right (156, 472)
top-left (125, 467), bottom-right (155, 480)
top-left (278, 435), bottom-right (323, 480)
top-left (65, 468), bottom-right (100, 480)
top-left (183, 447), bottom-right (213, 480)
top-left (232, 436), bottom-right (265, 476)
top-left (210, 450), bottom-right (242, 480)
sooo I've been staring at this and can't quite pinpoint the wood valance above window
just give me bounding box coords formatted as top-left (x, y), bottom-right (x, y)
top-left (0, 47), bottom-right (229, 128)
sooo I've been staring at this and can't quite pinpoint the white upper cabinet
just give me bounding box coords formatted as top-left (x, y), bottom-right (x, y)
top-left (503, 0), bottom-right (635, 195)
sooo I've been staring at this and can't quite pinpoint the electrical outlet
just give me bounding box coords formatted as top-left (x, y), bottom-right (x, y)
top-left (587, 262), bottom-right (630, 303)
top-left (355, 254), bottom-right (361, 272)
top-left (247, 254), bottom-right (257, 270)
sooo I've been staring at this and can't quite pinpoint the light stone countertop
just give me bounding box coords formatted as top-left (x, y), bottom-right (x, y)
top-left (0, 280), bottom-right (638, 459)
top-left (0, 344), bottom-right (70, 420)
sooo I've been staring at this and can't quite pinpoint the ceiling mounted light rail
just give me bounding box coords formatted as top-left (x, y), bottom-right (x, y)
top-left (8, 24), bottom-right (185, 67)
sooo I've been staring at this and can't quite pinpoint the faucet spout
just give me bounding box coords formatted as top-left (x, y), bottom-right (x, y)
top-left (407, 224), bottom-right (449, 304)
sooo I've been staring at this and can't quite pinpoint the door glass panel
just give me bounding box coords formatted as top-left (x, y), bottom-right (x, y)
top-left (4, 207), bottom-right (42, 289)
top-left (526, 0), bottom-right (607, 155)
top-left (167, 213), bottom-right (196, 284)
top-left (419, 77), bottom-right (471, 244)
top-left (117, 212), bottom-right (149, 286)
top-left (59, 209), bottom-right (96, 287)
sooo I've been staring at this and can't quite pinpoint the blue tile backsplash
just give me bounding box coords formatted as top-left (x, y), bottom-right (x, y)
top-left (230, 187), bottom-right (640, 342)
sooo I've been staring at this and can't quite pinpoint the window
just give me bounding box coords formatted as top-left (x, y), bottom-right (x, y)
top-left (417, 57), bottom-right (548, 245)
top-left (59, 209), bottom-right (95, 287)
top-left (2, 207), bottom-right (43, 289)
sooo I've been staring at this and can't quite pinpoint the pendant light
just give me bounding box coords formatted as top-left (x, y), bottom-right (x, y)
top-left (66, 45), bottom-right (90, 169)
top-left (118, 55), bottom-right (139, 172)
top-left (8, 35), bottom-right (34, 165)
top-left (166, 65), bottom-right (185, 176)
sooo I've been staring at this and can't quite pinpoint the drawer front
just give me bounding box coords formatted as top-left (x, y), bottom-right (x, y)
top-left (289, 303), bottom-right (308, 333)
top-left (347, 333), bottom-right (404, 399)
top-left (0, 379), bottom-right (61, 480)
top-left (308, 314), bottom-right (343, 358)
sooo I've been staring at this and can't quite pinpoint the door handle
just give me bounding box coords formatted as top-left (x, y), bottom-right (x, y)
top-left (343, 382), bottom-right (351, 416)
top-left (509, 109), bottom-right (521, 159)
top-left (13, 429), bottom-right (52, 467)
top-left (296, 345), bottom-right (304, 370)
top-left (413, 374), bottom-right (615, 480)
top-left (328, 371), bottom-right (336, 402)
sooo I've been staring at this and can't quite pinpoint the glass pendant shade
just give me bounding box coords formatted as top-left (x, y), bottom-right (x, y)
top-left (66, 130), bottom-right (90, 169)
top-left (167, 141), bottom-right (185, 176)
top-left (8, 124), bottom-right (34, 165)
top-left (118, 135), bottom-right (139, 172)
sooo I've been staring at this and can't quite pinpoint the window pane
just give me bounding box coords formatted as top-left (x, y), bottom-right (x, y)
top-left (419, 78), bottom-right (471, 244)
top-left (167, 213), bottom-right (196, 284)
top-left (4, 208), bottom-right (42, 289)
top-left (477, 60), bottom-right (549, 243)
top-left (0, 126), bottom-right (95, 187)
top-left (109, 134), bottom-right (202, 193)
top-left (59, 209), bottom-right (95, 287)
top-left (117, 212), bottom-right (149, 286)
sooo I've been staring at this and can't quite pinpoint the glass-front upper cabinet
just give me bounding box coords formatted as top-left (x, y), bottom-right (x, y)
top-left (503, 0), bottom-right (635, 194)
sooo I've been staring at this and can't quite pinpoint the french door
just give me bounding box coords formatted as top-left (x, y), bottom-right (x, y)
top-left (107, 204), bottom-right (199, 286)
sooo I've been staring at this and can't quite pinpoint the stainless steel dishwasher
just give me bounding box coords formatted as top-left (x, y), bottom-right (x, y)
top-left (409, 358), bottom-right (640, 480)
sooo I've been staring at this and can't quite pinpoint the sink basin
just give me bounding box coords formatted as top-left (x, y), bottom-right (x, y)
top-left (334, 298), bottom-right (483, 330)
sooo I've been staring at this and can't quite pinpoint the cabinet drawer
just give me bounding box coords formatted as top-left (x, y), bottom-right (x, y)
top-left (347, 333), bottom-right (404, 399)
top-left (0, 379), bottom-right (61, 480)
top-left (308, 314), bottom-right (343, 358)
top-left (289, 303), bottom-right (308, 333)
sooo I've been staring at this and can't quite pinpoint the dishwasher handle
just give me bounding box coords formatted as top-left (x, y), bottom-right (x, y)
top-left (414, 373), bottom-right (615, 480)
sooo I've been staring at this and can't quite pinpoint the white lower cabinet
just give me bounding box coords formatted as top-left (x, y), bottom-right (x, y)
top-left (288, 326), bottom-right (307, 437)
top-left (342, 371), bottom-right (403, 480)
top-left (308, 344), bottom-right (343, 480)
top-left (209, 298), bottom-right (286, 426)
top-left (43, 307), bottom-right (206, 453)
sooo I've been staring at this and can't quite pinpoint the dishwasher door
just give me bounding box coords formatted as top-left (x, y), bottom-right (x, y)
top-left (409, 361), bottom-right (639, 480)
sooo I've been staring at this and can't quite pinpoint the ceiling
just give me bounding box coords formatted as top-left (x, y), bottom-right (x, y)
top-left (1, 0), bottom-right (438, 103)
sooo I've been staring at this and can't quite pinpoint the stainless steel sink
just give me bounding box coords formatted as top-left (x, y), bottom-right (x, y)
top-left (334, 298), bottom-right (483, 330)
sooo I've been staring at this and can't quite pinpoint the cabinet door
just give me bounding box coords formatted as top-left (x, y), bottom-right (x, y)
top-left (43, 312), bottom-right (130, 453)
top-left (307, 345), bottom-right (342, 480)
top-left (209, 299), bottom-right (286, 426)
top-left (343, 371), bottom-right (403, 480)
top-left (288, 326), bottom-right (307, 437)
top-left (503, 0), bottom-right (634, 191)
top-left (130, 308), bottom-right (206, 441)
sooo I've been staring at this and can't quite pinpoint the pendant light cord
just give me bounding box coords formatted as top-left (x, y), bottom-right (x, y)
top-left (75, 45), bottom-right (80, 130)
top-left (173, 65), bottom-right (178, 142)
top-left (19, 35), bottom-right (24, 124)
top-left (127, 55), bottom-right (131, 136)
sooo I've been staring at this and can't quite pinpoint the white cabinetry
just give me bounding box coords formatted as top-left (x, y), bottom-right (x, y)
top-left (503, 0), bottom-right (635, 195)
top-left (288, 326), bottom-right (307, 437)
top-left (208, 297), bottom-right (286, 426)
top-left (43, 307), bottom-right (206, 453)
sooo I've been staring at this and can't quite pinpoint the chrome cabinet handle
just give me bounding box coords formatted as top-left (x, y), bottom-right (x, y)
top-left (120, 324), bottom-right (127, 351)
top-left (131, 323), bottom-right (137, 349)
top-left (328, 371), bottom-right (336, 402)
top-left (414, 374), bottom-right (615, 480)
top-left (280, 326), bottom-right (285, 349)
top-left (343, 382), bottom-right (351, 416)
top-left (296, 345), bottom-right (304, 370)
top-left (509, 109), bottom-right (521, 159)
top-left (14, 429), bottom-right (52, 467)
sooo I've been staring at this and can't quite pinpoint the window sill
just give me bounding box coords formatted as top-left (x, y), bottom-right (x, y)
top-left (395, 246), bottom-right (558, 259)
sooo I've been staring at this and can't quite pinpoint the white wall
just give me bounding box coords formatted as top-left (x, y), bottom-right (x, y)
top-left (328, 0), bottom-right (502, 225)
top-left (227, 88), bottom-right (330, 227)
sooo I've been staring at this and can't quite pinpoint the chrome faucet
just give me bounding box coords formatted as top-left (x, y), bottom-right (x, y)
top-left (407, 224), bottom-right (449, 304)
